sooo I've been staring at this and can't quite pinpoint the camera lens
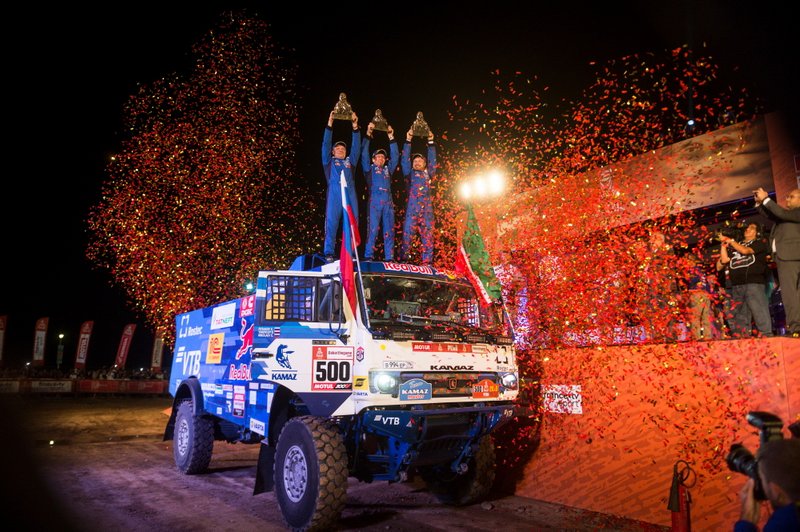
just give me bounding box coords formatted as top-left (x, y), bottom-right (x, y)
top-left (726, 443), bottom-right (757, 477)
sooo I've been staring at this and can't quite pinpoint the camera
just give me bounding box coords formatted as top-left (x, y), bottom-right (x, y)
top-left (726, 411), bottom-right (784, 501)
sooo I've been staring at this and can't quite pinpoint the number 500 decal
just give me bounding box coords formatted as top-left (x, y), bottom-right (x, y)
top-left (315, 360), bottom-right (351, 381)
top-left (312, 360), bottom-right (352, 390)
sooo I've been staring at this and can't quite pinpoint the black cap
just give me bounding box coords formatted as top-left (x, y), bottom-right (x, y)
top-left (372, 149), bottom-right (387, 158)
top-left (333, 141), bottom-right (347, 149)
top-left (411, 153), bottom-right (425, 162)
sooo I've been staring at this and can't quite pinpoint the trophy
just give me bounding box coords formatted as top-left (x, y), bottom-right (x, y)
top-left (332, 92), bottom-right (354, 121)
top-left (371, 109), bottom-right (389, 132)
top-left (411, 111), bottom-right (431, 138)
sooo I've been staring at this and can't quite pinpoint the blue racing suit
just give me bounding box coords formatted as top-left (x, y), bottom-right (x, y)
top-left (401, 140), bottom-right (436, 264)
top-left (361, 138), bottom-right (399, 260)
top-left (322, 126), bottom-right (360, 257)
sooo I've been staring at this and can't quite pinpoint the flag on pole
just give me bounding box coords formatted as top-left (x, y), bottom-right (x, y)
top-left (32, 317), bottom-right (49, 366)
top-left (339, 170), bottom-right (361, 314)
top-left (114, 324), bottom-right (136, 368)
top-left (74, 320), bottom-right (94, 370)
top-left (455, 204), bottom-right (502, 306)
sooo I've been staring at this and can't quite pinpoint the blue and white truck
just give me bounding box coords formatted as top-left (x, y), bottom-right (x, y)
top-left (164, 255), bottom-right (519, 530)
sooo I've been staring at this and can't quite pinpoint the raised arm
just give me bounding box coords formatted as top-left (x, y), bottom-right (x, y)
top-left (426, 131), bottom-right (437, 177)
top-left (388, 126), bottom-right (400, 174)
top-left (360, 132), bottom-right (371, 173)
top-left (348, 112), bottom-right (361, 167)
top-left (401, 128), bottom-right (413, 176)
top-left (322, 111), bottom-right (334, 166)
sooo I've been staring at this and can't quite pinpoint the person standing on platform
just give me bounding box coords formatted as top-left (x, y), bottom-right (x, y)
top-left (321, 111), bottom-right (361, 263)
top-left (361, 122), bottom-right (399, 261)
top-left (401, 127), bottom-right (436, 265)
top-left (755, 187), bottom-right (800, 338)
top-left (716, 222), bottom-right (774, 337)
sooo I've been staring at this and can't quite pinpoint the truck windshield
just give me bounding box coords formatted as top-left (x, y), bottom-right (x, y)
top-left (361, 274), bottom-right (502, 331)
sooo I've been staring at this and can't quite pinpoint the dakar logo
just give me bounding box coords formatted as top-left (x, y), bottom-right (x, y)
top-left (275, 344), bottom-right (294, 369)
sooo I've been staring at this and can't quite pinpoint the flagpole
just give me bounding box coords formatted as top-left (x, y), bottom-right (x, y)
top-left (339, 171), bottom-right (370, 329)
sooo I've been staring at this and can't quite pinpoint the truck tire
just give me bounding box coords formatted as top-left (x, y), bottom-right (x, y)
top-left (173, 399), bottom-right (214, 474)
top-left (421, 435), bottom-right (496, 506)
top-left (274, 416), bottom-right (347, 531)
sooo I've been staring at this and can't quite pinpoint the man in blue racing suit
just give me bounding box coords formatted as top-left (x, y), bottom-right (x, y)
top-left (322, 110), bottom-right (361, 262)
top-left (361, 122), bottom-right (399, 261)
top-left (400, 127), bottom-right (436, 265)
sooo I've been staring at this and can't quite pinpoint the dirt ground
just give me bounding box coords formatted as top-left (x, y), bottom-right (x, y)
top-left (0, 395), bottom-right (668, 531)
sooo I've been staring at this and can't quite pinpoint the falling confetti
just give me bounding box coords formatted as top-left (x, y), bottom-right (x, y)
top-left (86, 12), bottom-right (320, 348)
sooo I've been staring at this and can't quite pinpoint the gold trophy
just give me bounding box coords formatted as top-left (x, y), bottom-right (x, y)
top-left (411, 111), bottom-right (431, 138)
top-left (371, 109), bottom-right (389, 132)
top-left (332, 92), bottom-right (354, 121)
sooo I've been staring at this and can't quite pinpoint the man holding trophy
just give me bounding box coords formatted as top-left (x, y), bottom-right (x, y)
top-left (361, 110), bottom-right (399, 261)
top-left (401, 112), bottom-right (436, 265)
top-left (321, 93), bottom-right (361, 262)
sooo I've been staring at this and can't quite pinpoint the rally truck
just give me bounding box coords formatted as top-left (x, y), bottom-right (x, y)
top-left (164, 255), bottom-right (519, 531)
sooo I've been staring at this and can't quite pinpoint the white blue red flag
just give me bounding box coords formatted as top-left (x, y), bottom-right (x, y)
top-left (339, 170), bottom-right (361, 313)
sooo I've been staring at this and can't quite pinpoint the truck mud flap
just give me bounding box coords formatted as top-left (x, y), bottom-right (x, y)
top-left (253, 442), bottom-right (275, 495)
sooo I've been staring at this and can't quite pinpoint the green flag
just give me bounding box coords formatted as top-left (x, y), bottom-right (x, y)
top-left (455, 204), bottom-right (502, 305)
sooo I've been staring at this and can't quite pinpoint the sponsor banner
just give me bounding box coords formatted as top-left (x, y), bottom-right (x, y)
top-left (32, 317), bottom-right (49, 366)
top-left (74, 321), bottom-right (94, 370)
top-left (411, 342), bottom-right (472, 353)
top-left (0, 315), bottom-right (6, 365)
top-left (114, 324), bottom-right (137, 368)
top-left (543, 384), bottom-right (583, 414)
top-left (150, 332), bottom-right (164, 371)
top-left (0, 380), bottom-right (20, 393)
top-left (30, 380), bottom-right (73, 393)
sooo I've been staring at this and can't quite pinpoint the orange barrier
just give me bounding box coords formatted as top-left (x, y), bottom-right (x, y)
top-left (517, 337), bottom-right (799, 530)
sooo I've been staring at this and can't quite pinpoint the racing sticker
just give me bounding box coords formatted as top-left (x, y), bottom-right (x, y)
top-left (206, 333), bottom-right (224, 364)
top-left (399, 378), bottom-right (432, 401)
top-left (211, 302), bottom-right (236, 330)
top-left (240, 295), bottom-right (255, 317)
top-left (472, 378), bottom-right (500, 399)
top-left (412, 342), bottom-right (472, 353)
top-left (311, 346), bottom-right (353, 391)
top-left (233, 385), bottom-right (245, 417)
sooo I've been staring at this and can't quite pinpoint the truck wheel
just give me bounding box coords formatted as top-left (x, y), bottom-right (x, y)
top-left (173, 399), bottom-right (214, 474)
top-left (274, 416), bottom-right (347, 531)
top-left (421, 435), bottom-right (496, 506)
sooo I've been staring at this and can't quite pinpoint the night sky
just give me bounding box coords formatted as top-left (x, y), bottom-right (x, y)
top-left (3, 1), bottom-right (796, 370)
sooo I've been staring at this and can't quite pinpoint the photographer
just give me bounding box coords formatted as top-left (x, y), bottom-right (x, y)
top-left (734, 438), bottom-right (800, 531)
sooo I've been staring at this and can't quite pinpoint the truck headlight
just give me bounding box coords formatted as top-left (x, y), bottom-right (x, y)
top-left (501, 372), bottom-right (518, 390)
top-left (371, 372), bottom-right (399, 394)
